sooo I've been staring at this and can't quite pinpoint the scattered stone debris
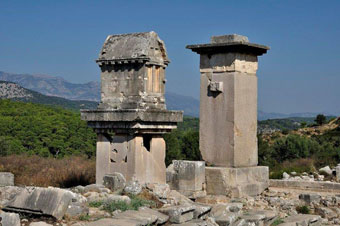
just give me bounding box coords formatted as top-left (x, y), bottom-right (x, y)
top-left (3, 187), bottom-right (76, 220)
top-left (0, 210), bottom-right (20, 226)
top-left (103, 173), bottom-right (126, 193)
top-left (0, 172), bottom-right (14, 187)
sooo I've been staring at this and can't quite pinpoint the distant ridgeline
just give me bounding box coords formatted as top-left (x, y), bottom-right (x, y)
top-left (0, 81), bottom-right (98, 111)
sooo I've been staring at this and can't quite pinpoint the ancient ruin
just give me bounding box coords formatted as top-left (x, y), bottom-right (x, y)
top-left (187, 34), bottom-right (270, 197)
top-left (81, 31), bottom-right (183, 185)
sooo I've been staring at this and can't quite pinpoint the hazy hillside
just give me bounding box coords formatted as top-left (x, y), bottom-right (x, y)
top-left (0, 71), bottom-right (200, 116)
top-left (0, 71), bottom-right (100, 101)
top-left (0, 81), bottom-right (98, 111)
top-left (1, 70), bottom-right (333, 119)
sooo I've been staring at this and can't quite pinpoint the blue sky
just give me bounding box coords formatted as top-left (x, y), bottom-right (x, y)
top-left (1, 0), bottom-right (340, 114)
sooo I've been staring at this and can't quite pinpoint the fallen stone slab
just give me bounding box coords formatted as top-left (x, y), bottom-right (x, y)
top-left (281, 214), bottom-right (321, 226)
top-left (240, 210), bottom-right (277, 225)
top-left (172, 217), bottom-right (219, 226)
top-left (85, 218), bottom-right (146, 226)
top-left (193, 203), bottom-right (211, 219)
top-left (29, 222), bottom-right (53, 226)
top-left (3, 187), bottom-right (74, 220)
top-left (159, 205), bottom-right (195, 224)
top-left (138, 207), bottom-right (169, 224)
top-left (0, 172), bottom-right (14, 186)
top-left (113, 209), bottom-right (158, 225)
top-left (0, 186), bottom-right (24, 206)
top-left (83, 184), bottom-right (106, 193)
top-left (0, 211), bottom-right (20, 226)
top-left (270, 179), bottom-right (340, 192)
top-left (145, 183), bottom-right (171, 199)
top-left (315, 207), bottom-right (337, 220)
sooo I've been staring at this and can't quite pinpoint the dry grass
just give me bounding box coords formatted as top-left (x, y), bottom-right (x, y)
top-left (0, 155), bottom-right (95, 187)
top-left (270, 158), bottom-right (316, 179)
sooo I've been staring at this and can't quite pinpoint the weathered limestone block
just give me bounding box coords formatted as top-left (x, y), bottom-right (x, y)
top-left (240, 210), bottom-right (277, 226)
top-left (29, 222), bottom-right (53, 226)
top-left (281, 214), bottom-right (321, 226)
top-left (335, 164), bottom-right (340, 181)
top-left (159, 205), bottom-right (195, 224)
top-left (145, 183), bottom-right (170, 199)
top-left (0, 172), bottom-right (14, 186)
top-left (199, 71), bottom-right (258, 167)
top-left (0, 211), bottom-right (20, 226)
top-left (167, 160), bottom-right (205, 198)
top-left (299, 193), bottom-right (321, 205)
top-left (103, 173), bottom-right (126, 192)
top-left (205, 166), bottom-right (269, 197)
top-left (4, 187), bottom-right (74, 220)
top-left (138, 207), bottom-right (170, 225)
top-left (315, 207), bottom-right (337, 220)
top-left (124, 178), bottom-right (142, 195)
top-left (95, 134), bottom-right (167, 185)
top-left (187, 35), bottom-right (268, 168)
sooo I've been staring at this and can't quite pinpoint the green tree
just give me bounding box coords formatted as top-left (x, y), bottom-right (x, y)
top-left (315, 114), bottom-right (327, 126)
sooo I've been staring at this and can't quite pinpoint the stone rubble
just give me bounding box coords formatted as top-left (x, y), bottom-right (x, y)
top-left (2, 173), bottom-right (340, 225)
top-left (0, 172), bottom-right (14, 187)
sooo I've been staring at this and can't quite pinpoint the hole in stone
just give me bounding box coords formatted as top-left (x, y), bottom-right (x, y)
top-left (124, 156), bottom-right (127, 163)
top-left (113, 149), bottom-right (118, 153)
top-left (143, 135), bottom-right (152, 152)
top-left (110, 158), bottom-right (116, 163)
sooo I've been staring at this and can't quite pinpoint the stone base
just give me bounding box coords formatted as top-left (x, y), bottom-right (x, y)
top-left (205, 166), bottom-right (269, 197)
top-left (96, 133), bottom-right (166, 185)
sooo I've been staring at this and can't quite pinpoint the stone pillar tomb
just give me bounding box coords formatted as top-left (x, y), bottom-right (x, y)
top-left (81, 31), bottom-right (183, 184)
top-left (186, 34), bottom-right (270, 197)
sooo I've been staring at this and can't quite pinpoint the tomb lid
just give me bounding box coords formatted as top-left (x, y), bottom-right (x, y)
top-left (97, 31), bottom-right (169, 65)
top-left (186, 34), bottom-right (269, 56)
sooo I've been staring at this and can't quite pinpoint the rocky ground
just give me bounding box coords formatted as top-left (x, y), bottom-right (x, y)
top-left (1, 174), bottom-right (340, 226)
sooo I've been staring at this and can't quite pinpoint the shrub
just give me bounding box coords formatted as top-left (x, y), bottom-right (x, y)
top-left (271, 218), bottom-right (284, 226)
top-left (89, 201), bottom-right (104, 208)
top-left (102, 195), bottom-right (155, 212)
top-left (296, 205), bottom-right (310, 214)
top-left (269, 158), bottom-right (315, 179)
top-left (0, 155), bottom-right (95, 187)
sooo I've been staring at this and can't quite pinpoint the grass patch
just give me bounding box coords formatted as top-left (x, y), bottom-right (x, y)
top-left (89, 201), bottom-right (104, 208)
top-left (271, 218), bottom-right (284, 226)
top-left (296, 205), bottom-right (310, 214)
top-left (78, 214), bottom-right (91, 221)
top-left (102, 195), bottom-right (155, 212)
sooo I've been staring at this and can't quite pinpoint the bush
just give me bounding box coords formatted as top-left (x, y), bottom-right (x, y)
top-left (102, 195), bottom-right (155, 212)
top-left (0, 155), bottom-right (95, 187)
top-left (269, 158), bottom-right (315, 179)
top-left (296, 205), bottom-right (310, 214)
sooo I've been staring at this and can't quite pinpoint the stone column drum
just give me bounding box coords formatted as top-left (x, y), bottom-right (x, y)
top-left (82, 32), bottom-right (183, 184)
top-left (187, 34), bottom-right (270, 197)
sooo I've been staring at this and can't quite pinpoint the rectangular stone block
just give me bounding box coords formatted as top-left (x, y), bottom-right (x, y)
top-left (4, 187), bottom-right (73, 220)
top-left (205, 166), bottom-right (269, 197)
top-left (200, 72), bottom-right (258, 167)
top-left (167, 160), bottom-right (205, 194)
top-left (96, 133), bottom-right (166, 185)
top-left (0, 172), bottom-right (14, 186)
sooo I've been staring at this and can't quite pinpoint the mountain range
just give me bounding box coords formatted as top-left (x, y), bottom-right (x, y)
top-left (0, 71), bottom-right (200, 116)
top-left (0, 81), bottom-right (98, 111)
top-left (0, 71), bottom-right (332, 119)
